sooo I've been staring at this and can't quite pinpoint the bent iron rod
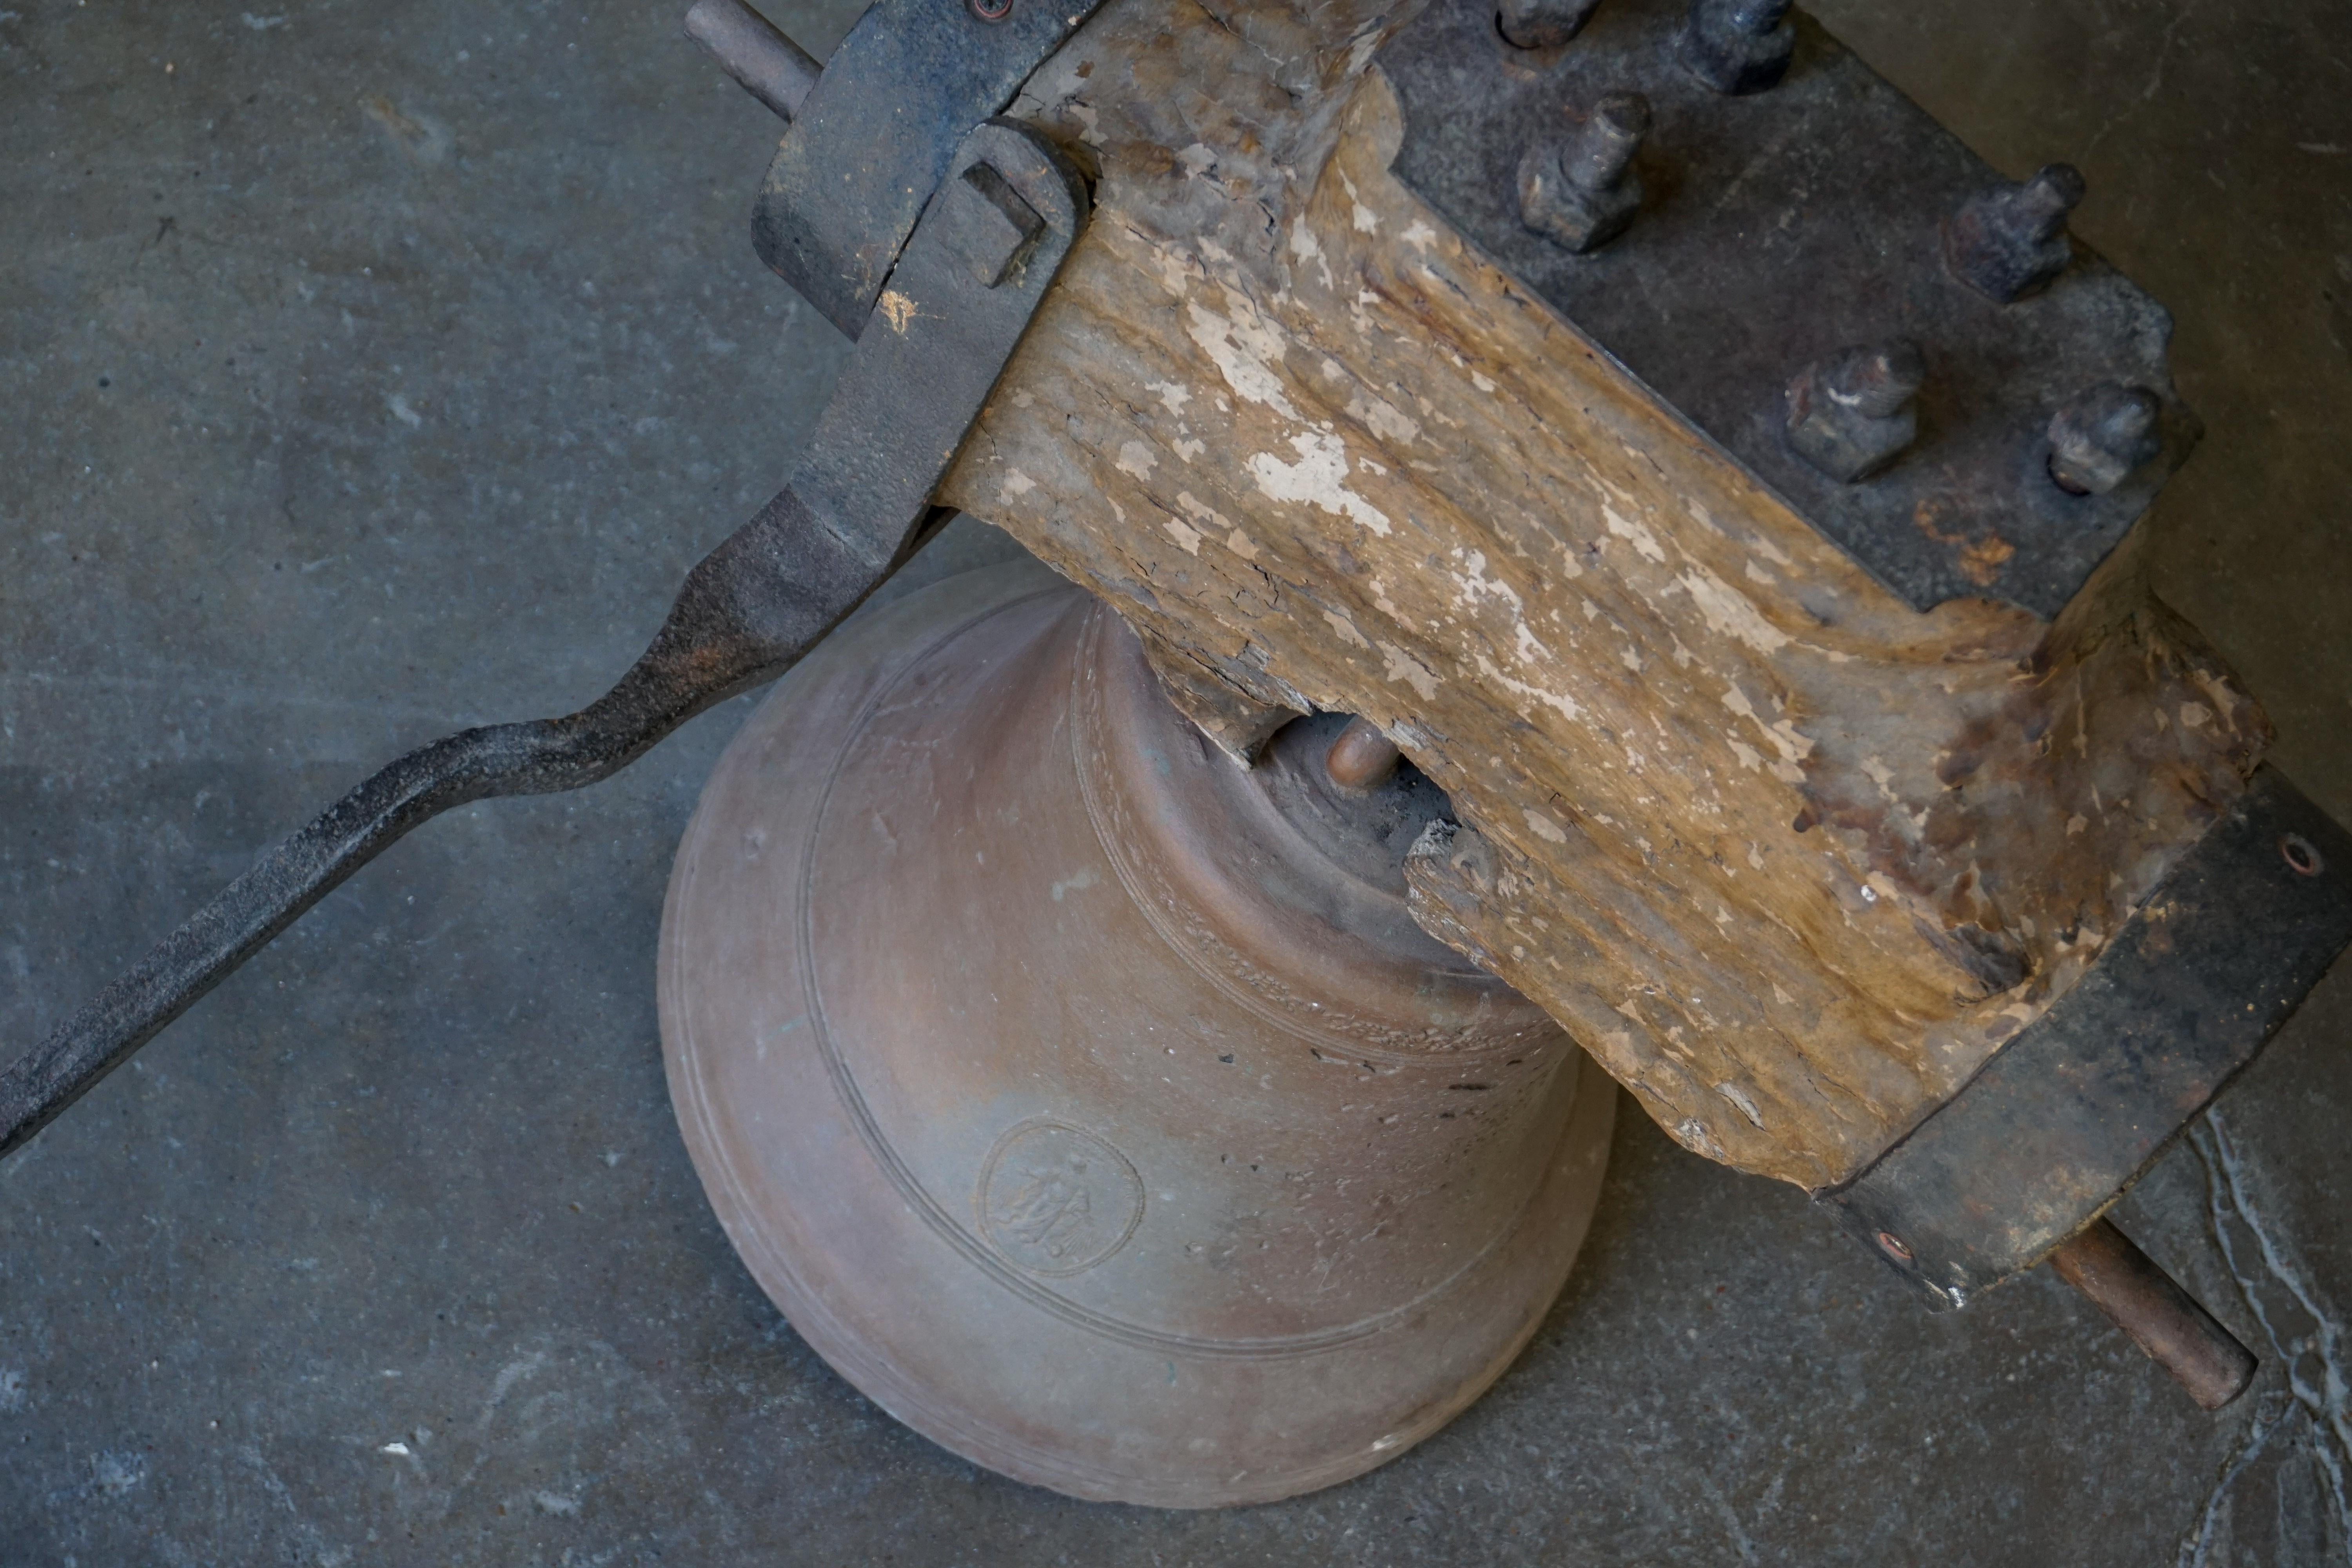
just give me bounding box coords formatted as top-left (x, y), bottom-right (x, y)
top-left (0, 490), bottom-right (902, 1163)
top-left (0, 103), bottom-right (1093, 1163)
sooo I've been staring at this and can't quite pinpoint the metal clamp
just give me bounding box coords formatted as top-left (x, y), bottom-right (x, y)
top-left (744, 0), bottom-right (1109, 339)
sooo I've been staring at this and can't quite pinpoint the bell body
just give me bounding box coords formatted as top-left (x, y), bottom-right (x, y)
top-left (659, 561), bottom-right (1614, 1507)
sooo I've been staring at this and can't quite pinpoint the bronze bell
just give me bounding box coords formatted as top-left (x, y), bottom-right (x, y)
top-left (659, 560), bottom-right (1615, 1507)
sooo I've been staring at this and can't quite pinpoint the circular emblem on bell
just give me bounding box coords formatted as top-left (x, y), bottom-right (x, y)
top-left (977, 1120), bottom-right (1145, 1278)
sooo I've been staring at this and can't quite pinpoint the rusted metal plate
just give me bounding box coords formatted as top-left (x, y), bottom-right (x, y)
top-left (1818, 767), bottom-right (2352, 1308)
top-left (1377, 0), bottom-right (2200, 618)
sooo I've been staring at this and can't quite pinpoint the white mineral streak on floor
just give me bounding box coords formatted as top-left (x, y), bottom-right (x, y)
top-left (2175, 1116), bottom-right (2352, 1566)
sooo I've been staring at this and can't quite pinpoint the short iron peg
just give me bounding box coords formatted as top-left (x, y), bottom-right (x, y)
top-left (2047, 383), bottom-right (2162, 495)
top-left (1681, 0), bottom-right (1794, 96)
top-left (1785, 341), bottom-right (1926, 484)
top-left (1519, 92), bottom-right (1651, 254)
top-left (1944, 163), bottom-right (2085, 303)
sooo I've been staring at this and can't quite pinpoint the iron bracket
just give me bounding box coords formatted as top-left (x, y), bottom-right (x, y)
top-left (751, 0), bottom-right (1110, 339)
top-left (1818, 767), bottom-right (2352, 1308)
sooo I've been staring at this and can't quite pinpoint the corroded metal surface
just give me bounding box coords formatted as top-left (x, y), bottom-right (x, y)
top-left (1819, 766), bottom-right (2352, 1305)
top-left (750, 0), bottom-right (1109, 338)
top-left (1379, 0), bottom-right (2200, 616)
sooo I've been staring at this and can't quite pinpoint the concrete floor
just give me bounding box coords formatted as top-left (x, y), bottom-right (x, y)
top-left (2, 0), bottom-right (2348, 1562)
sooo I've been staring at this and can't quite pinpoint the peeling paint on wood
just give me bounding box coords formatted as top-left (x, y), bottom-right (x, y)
top-left (940, 0), bottom-right (2266, 1189)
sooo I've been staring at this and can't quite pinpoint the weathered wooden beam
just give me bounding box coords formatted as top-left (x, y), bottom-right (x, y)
top-left (938, 0), bottom-right (2263, 1190)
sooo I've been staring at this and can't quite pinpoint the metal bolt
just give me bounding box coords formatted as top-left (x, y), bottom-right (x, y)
top-left (1679, 0), bottom-right (1794, 96)
top-left (2048, 1218), bottom-right (2259, 1412)
top-left (1943, 163), bottom-right (2085, 303)
top-left (1517, 93), bottom-right (1650, 255)
top-left (937, 162), bottom-right (1045, 288)
top-left (1496, 0), bottom-right (1604, 50)
top-left (1784, 341), bottom-right (1925, 484)
top-left (1325, 717), bottom-right (1405, 791)
top-left (2046, 383), bottom-right (2160, 496)
top-left (2281, 833), bottom-right (2325, 877)
top-left (1876, 1230), bottom-right (1915, 1263)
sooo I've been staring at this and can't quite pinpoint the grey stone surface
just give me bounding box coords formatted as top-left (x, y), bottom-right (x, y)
top-left (0, 0), bottom-right (2347, 1563)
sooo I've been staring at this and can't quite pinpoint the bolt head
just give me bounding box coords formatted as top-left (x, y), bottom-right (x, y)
top-left (1681, 0), bottom-right (1795, 95)
top-left (2046, 383), bottom-right (2161, 495)
top-left (1518, 138), bottom-right (1642, 254)
top-left (1495, 0), bottom-right (1602, 51)
top-left (1786, 343), bottom-right (1924, 484)
top-left (1943, 165), bottom-right (2085, 303)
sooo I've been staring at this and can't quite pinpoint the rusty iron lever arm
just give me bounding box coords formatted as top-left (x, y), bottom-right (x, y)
top-left (0, 491), bottom-right (885, 1163)
top-left (0, 117), bottom-right (1089, 1164)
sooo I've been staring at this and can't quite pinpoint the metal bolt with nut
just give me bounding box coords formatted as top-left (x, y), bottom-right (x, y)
top-left (2046, 383), bottom-right (2161, 495)
top-left (1785, 341), bottom-right (1925, 484)
top-left (1944, 163), bottom-right (2085, 303)
top-left (1518, 93), bottom-right (1651, 254)
top-left (1680, 0), bottom-right (1794, 96)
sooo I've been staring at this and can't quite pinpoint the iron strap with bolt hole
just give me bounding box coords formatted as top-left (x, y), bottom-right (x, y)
top-left (751, 0), bottom-right (1111, 339)
top-left (1377, 0), bottom-right (2199, 619)
top-left (0, 118), bottom-right (1092, 1163)
top-left (1817, 766), bottom-right (2352, 1308)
